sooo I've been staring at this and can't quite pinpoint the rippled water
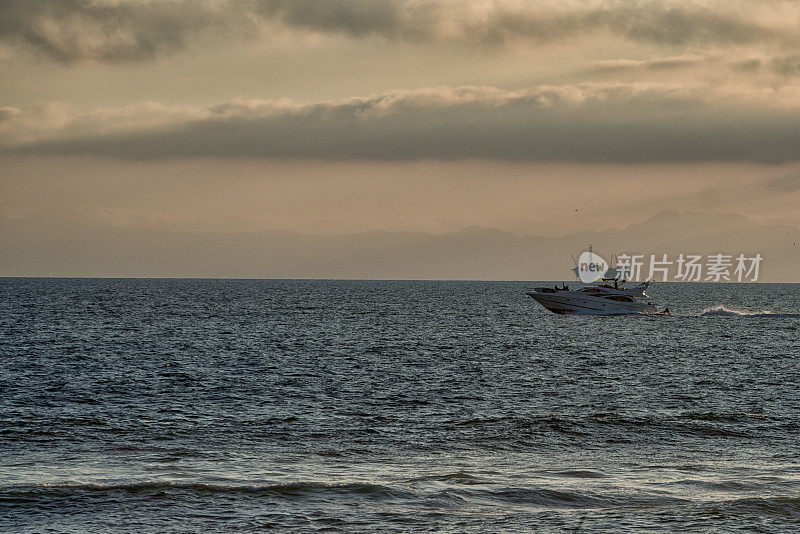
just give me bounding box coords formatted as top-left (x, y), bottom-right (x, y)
top-left (2, 279), bottom-right (799, 532)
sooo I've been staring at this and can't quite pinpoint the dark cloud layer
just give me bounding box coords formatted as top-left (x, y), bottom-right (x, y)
top-left (261, 0), bottom-right (789, 49)
top-left (7, 85), bottom-right (800, 163)
top-left (0, 0), bottom-right (795, 63)
top-left (0, 0), bottom-right (236, 63)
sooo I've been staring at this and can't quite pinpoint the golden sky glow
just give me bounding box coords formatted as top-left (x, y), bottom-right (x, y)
top-left (2, 1), bottom-right (800, 277)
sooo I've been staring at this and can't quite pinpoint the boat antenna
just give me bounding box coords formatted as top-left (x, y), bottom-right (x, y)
top-left (570, 253), bottom-right (579, 280)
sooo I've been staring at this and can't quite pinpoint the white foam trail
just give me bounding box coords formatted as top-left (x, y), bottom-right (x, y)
top-left (699, 305), bottom-right (800, 318)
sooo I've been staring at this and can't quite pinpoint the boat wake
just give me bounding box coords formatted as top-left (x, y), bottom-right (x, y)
top-left (699, 305), bottom-right (800, 318)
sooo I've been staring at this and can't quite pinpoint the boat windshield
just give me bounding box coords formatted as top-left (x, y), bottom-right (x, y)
top-left (577, 287), bottom-right (608, 294)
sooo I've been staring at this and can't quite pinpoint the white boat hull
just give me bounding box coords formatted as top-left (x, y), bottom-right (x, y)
top-left (527, 291), bottom-right (658, 315)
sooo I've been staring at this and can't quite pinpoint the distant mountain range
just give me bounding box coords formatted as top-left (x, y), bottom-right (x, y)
top-left (2, 211), bottom-right (799, 281)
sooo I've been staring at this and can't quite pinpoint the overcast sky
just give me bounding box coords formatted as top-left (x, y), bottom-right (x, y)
top-left (3, 0), bottom-right (800, 269)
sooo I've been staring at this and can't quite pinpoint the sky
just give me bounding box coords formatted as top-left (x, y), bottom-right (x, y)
top-left (2, 0), bottom-right (800, 276)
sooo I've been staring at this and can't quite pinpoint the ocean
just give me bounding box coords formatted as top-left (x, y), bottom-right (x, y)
top-left (2, 279), bottom-right (799, 532)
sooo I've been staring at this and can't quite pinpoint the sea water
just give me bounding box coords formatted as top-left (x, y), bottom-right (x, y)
top-left (1, 279), bottom-right (799, 532)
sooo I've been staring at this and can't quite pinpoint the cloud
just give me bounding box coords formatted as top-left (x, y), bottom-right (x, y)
top-left (727, 54), bottom-right (800, 76)
top-left (6, 83), bottom-right (800, 163)
top-left (766, 174), bottom-right (800, 193)
top-left (590, 55), bottom-right (713, 74)
top-left (730, 58), bottom-right (763, 72)
top-left (768, 54), bottom-right (800, 76)
top-left (590, 53), bottom-right (800, 78)
top-left (208, 1), bottom-right (800, 50)
top-left (1, 0), bottom-right (798, 63)
top-left (0, 106), bottom-right (22, 121)
top-left (0, 0), bottom-right (256, 63)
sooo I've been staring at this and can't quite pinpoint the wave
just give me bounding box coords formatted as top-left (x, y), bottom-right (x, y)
top-left (701, 496), bottom-right (800, 518)
top-left (464, 486), bottom-right (608, 507)
top-left (9, 480), bottom-right (798, 518)
top-left (699, 305), bottom-right (800, 318)
top-left (405, 471), bottom-right (487, 484)
top-left (0, 480), bottom-right (616, 509)
top-left (674, 479), bottom-right (768, 492)
top-left (441, 411), bottom-right (770, 443)
top-left (588, 412), bottom-right (755, 438)
top-left (0, 479), bottom-right (681, 510)
top-left (0, 480), bottom-right (412, 502)
top-left (449, 486), bottom-right (693, 509)
top-left (550, 469), bottom-right (609, 479)
top-left (677, 411), bottom-right (771, 423)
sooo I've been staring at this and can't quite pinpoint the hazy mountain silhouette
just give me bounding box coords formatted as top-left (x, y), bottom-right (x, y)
top-left (2, 211), bottom-right (799, 280)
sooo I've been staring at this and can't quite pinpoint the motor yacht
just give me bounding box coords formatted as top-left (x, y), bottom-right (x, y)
top-left (527, 279), bottom-right (667, 315)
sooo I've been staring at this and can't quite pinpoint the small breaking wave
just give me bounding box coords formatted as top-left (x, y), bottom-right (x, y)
top-left (699, 305), bottom-right (800, 318)
top-left (405, 471), bottom-right (487, 484)
top-left (550, 469), bottom-right (609, 479)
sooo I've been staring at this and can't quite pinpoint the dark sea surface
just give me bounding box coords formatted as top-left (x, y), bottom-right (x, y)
top-left (2, 279), bottom-right (800, 532)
